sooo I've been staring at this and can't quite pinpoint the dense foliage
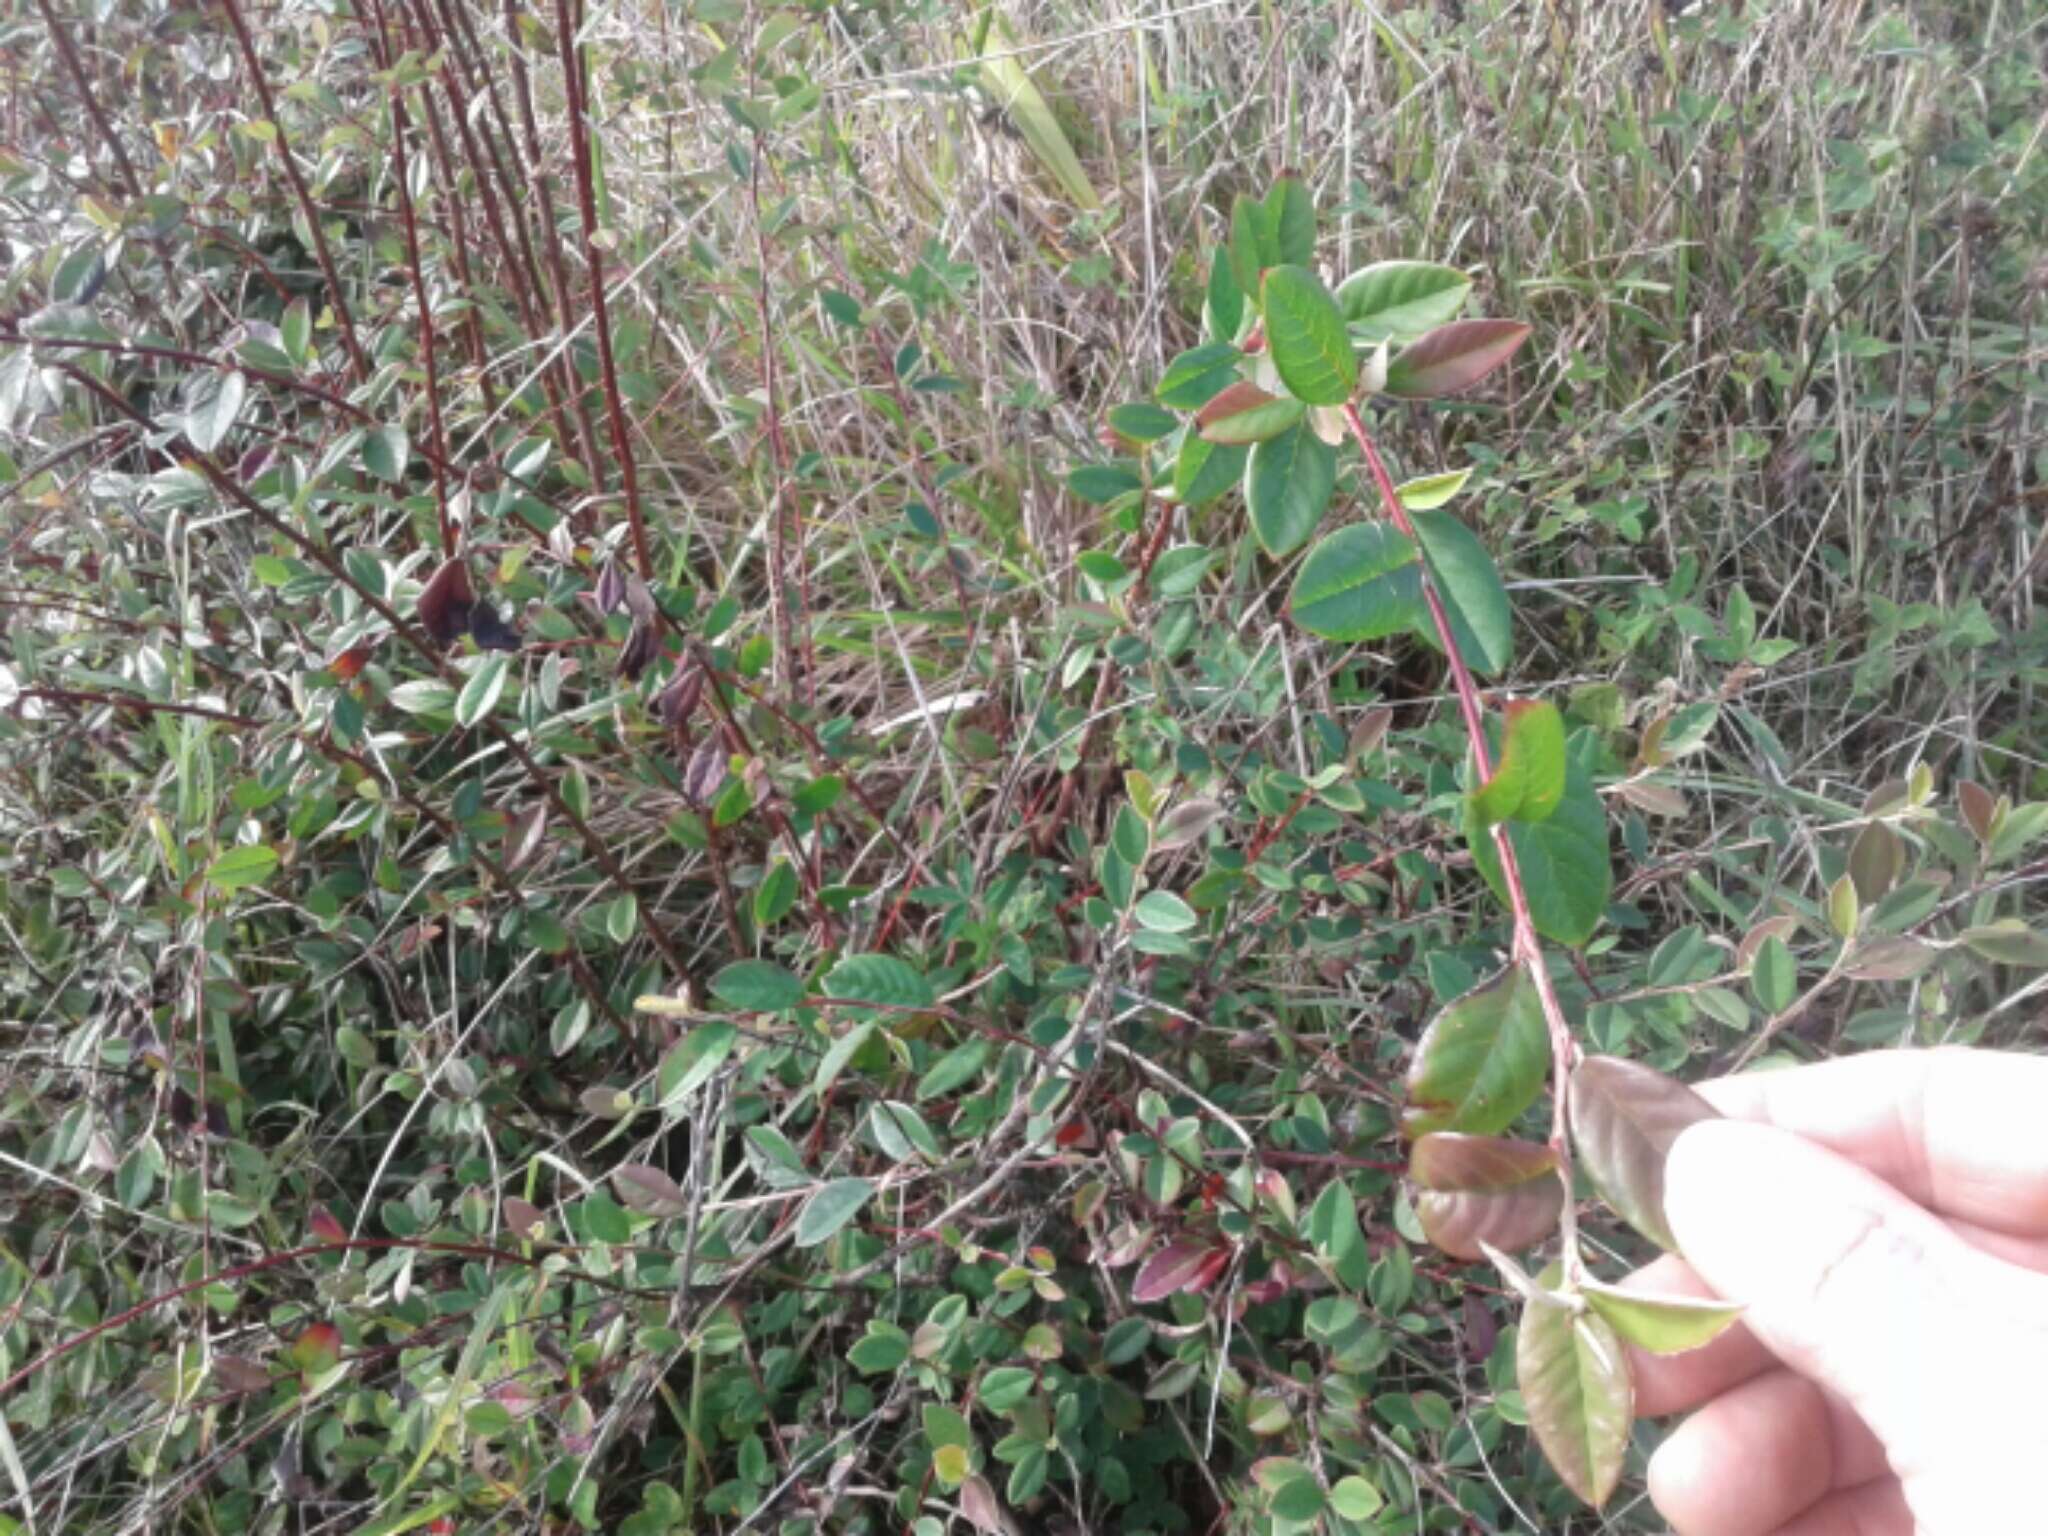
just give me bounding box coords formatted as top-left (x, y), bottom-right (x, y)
top-left (1, 0), bottom-right (2044, 1532)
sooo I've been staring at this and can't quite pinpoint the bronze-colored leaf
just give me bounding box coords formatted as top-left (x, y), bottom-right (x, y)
top-left (1959, 920), bottom-right (2048, 968)
top-left (1568, 1055), bottom-right (1718, 1252)
top-left (617, 618), bottom-right (660, 682)
top-left (682, 740), bottom-right (727, 807)
top-left (612, 1163), bottom-right (688, 1215)
top-left (659, 666), bottom-right (705, 728)
top-left (1862, 778), bottom-right (1909, 817)
top-left (1734, 914), bottom-right (1800, 967)
top-left (595, 559), bottom-right (626, 615)
top-left (1402, 965), bottom-right (1550, 1139)
top-left (1957, 779), bottom-right (1997, 844)
top-left (1517, 1264), bottom-right (1633, 1508)
top-left (504, 1197), bottom-right (547, 1241)
top-left (1410, 1132), bottom-right (1562, 1260)
top-left (418, 558), bottom-right (474, 647)
top-left (1847, 820), bottom-right (1904, 904)
top-left (503, 804), bottom-right (548, 873)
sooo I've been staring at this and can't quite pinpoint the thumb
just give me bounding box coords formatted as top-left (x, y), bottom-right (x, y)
top-left (1665, 1119), bottom-right (2048, 1517)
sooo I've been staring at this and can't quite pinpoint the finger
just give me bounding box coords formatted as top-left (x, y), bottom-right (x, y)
top-left (1620, 1255), bottom-right (1774, 1417)
top-left (1696, 1049), bottom-right (2048, 1236)
top-left (1647, 1369), bottom-right (1885, 1536)
top-left (1768, 1478), bottom-right (1913, 1536)
top-left (1665, 1118), bottom-right (2048, 1511)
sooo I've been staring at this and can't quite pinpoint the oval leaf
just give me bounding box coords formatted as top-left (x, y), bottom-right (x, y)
top-left (1132, 1239), bottom-right (1228, 1304)
top-left (1196, 380), bottom-right (1305, 444)
top-left (1410, 509), bottom-right (1514, 678)
top-left (1289, 522), bottom-right (1423, 643)
top-left (612, 1163), bottom-right (687, 1216)
top-left (1410, 1133), bottom-right (1563, 1261)
top-left (1402, 965), bottom-right (1550, 1138)
top-left (1568, 1055), bottom-right (1718, 1252)
top-left (822, 953), bottom-right (933, 1012)
top-left (1246, 421), bottom-right (1337, 557)
top-left (1517, 1265), bottom-right (1632, 1508)
top-left (711, 960), bottom-right (806, 1013)
top-left (1468, 734), bottom-right (1611, 946)
top-left (1579, 1278), bottom-right (1743, 1356)
top-left (794, 1176), bottom-right (875, 1248)
top-left (1470, 699), bottom-right (1568, 828)
top-left (1384, 319), bottom-right (1531, 399)
top-left (1336, 261), bottom-right (1473, 344)
top-left (1261, 266), bottom-right (1358, 406)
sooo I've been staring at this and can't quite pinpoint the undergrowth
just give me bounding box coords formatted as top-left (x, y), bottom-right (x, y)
top-left (1, 0), bottom-right (2045, 1532)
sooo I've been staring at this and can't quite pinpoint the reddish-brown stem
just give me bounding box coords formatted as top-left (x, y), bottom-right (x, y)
top-left (218, 0), bottom-right (372, 383)
top-left (1342, 402), bottom-right (1584, 1273)
top-left (553, 0), bottom-right (653, 581)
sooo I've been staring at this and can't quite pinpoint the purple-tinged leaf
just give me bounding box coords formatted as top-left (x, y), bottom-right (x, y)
top-left (1131, 1239), bottom-right (1228, 1304)
top-left (1568, 1055), bottom-right (1718, 1252)
top-left (1384, 319), bottom-right (1530, 399)
top-left (1195, 380), bottom-right (1305, 444)
top-left (612, 1163), bottom-right (688, 1215)
top-left (1409, 1132), bottom-right (1563, 1260)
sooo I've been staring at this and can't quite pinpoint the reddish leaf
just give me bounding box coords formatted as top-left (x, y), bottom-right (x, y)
top-left (1410, 1133), bottom-right (1562, 1260)
top-left (1132, 1239), bottom-right (1226, 1304)
top-left (659, 665), bottom-right (705, 728)
top-left (1195, 380), bottom-right (1305, 444)
top-left (307, 1204), bottom-right (347, 1245)
top-left (1847, 820), bottom-right (1904, 903)
top-left (612, 1163), bottom-right (688, 1215)
top-left (504, 1197), bottom-right (546, 1241)
top-left (1568, 1055), bottom-right (1718, 1252)
top-left (328, 643), bottom-right (373, 681)
top-left (1958, 779), bottom-right (1997, 843)
top-left (289, 1321), bottom-right (343, 1376)
top-left (1460, 1291), bottom-right (1499, 1363)
top-left (417, 558), bottom-right (475, 647)
top-left (1384, 319), bottom-right (1531, 399)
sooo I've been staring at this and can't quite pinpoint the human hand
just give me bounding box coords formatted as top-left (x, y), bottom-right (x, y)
top-left (1622, 1048), bottom-right (2048, 1534)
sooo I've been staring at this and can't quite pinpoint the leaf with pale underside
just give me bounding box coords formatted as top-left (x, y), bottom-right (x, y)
top-left (1409, 1133), bottom-right (1562, 1260)
top-left (1402, 966), bottom-right (1550, 1138)
top-left (1518, 1262), bottom-right (1632, 1508)
top-left (1384, 319), bottom-right (1531, 399)
top-left (1336, 261), bottom-right (1473, 345)
top-left (1578, 1278), bottom-right (1743, 1355)
top-left (1568, 1055), bottom-right (1718, 1252)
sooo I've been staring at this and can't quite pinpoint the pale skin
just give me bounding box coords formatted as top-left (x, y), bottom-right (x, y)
top-left (1623, 1048), bottom-right (2048, 1535)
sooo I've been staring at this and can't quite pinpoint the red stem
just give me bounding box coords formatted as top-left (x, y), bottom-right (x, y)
top-left (1342, 402), bottom-right (1584, 1271)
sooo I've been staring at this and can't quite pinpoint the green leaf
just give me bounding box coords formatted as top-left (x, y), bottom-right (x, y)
top-left (1409, 1133), bottom-right (1562, 1261)
top-left (455, 654), bottom-right (509, 728)
top-left (1410, 509), bottom-right (1514, 678)
top-left (1066, 462), bottom-right (1142, 504)
top-left (1467, 734), bottom-right (1611, 945)
top-left (868, 1100), bottom-right (942, 1163)
top-left (847, 1322), bottom-right (910, 1374)
top-left (1306, 1178), bottom-right (1369, 1291)
top-left (362, 425), bottom-right (408, 483)
top-left (1394, 466), bottom-right (1473, 510)
top-left (1384, 319), bottom-right (1531, 399)
top-left (1261, 266), bottom-right (1357, 405)
top-left (1328, 1475), bottom-right (1384, 1520)
top-left (753, 860), bottom-right (798, 926)
top-left (1156, 342), bottom-right (1242, 409)
top-left (974, 17), bottom-right (1100, 211)
top-left (1517, 1265), bottom-right (1633, 1508)
top-left (1133, 891), bottom-right (1197, 933)
top-left (979, 1366), bottom-right (1035, 1411)
top-left (1269, 1474), bottom-right (1324, 1522)
top-left (1402, 966), bottom-right (1550, 1138)
top-left (657, 1022), bottom-right (737, 1103)
top-left (1568, 1055), bottom-right (1719, 1252)
top-left (1227, 193), bottom-right (1267, 301)
top-left (1959, 920), bottom-right (2048, 968)
top-left (794, 1177), bottom-right (874, 1248)
top-left (813, 1021), bottom-right (876, 1094)
top-left (1108, 402), bottom-right (1178, 442)
top-left (1171, 433), bottom-right (1247, 507)
top-left (1289, 522), bottom-right (1424, 643)
top-left (1149, 543), bottom-right (1215, 597)
top-left (822, 953), bottom-right (933, 1012)
top-left (710, 960), bottom-right (805, 1013)
top-left (206, 844), bottom-right (278, 892)
top-left (1336, 261), bottom-right (1473, 344)
top-left (1204, 245), bottom-right (1243, 341)
top-left (1470, 700), bottom-right (1568, 828)
top-left (1750, 934), bottom-right (1797, 1012)
top-left (1578, 1279), bottom-right (1743, 1355)
top-left (183, 369), bottom-right (246, 454)
top-left (1246, 422), bottom-right (1337, 558)
top-left (388, 679), bottom-right (456, 716)
top-left (1262, 175), bottom-right (1316, 267)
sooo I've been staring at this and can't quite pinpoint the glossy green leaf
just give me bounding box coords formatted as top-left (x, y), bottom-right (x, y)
top-left (1066, 462), bottom-right (1142, 505)
top-left (1289, 522), bottom-right (1424, 642)
top-left (822, 953), bottom-right (933, 1012)
top-left (1402, 966), bottom-right (1550, 1138)
top-left (657, 1022), bottom-right (737, 1103)
top-left (1246, 422), bottom-right (1336, 557)
top-left (1336, 261), bottom-right (1473, 344)
top-left (710, 960), bottom-right (805, 1013)
top-left (183, 368), bottom-right (246, 454)
top-left (1171, 433), bottom-right (1247, 507)
top-left (1468, 734), bottom-right (1611, 946)
top-left (1134, 891), bottom-right (1197, 932)
top-left (455, 654), bottom-right (508, 728)
top-left (794, 1177), bottom-right (874, 1248)
top-left (1205, 245), bottom-right (1243, 341)
top-left (362, 425), bottom-right (408, 483)
top-left (753, 860), bottom-right (798, 925)
top-left (1261, 266), bottom-right (1357, 406)
top-left (1108, 402), bottom-right (1178, 442)
top-left (1328, 1475), bottom-right (1384, 1520)
top-left (1195, 381), bottom-right (1305, 444)
top-left (1578, 1278), bottom-right (1743, 1355)
top-left (868, 1100), bottom-right (942, 1163)
top-left (207, 844), bottom-right (278, 892)
top-left (1262, 175), bottom-right (1316, 267)
top-left (1568, 1055), bottom-right (1718, 1251)
top-left (1384, 319), bottom-right (1531, 399)
top-left (1409, 1133), bottom-right (1562, 1261)
top-left (1307, 1178), bottom-right (1369, 1290)
top-left (1410, 509), bottom-right (1514, 678)
top-left (1518, 1264), bottom-right (1632, 1508)
top-left (1470, 700), bottom-right (1568, 828)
